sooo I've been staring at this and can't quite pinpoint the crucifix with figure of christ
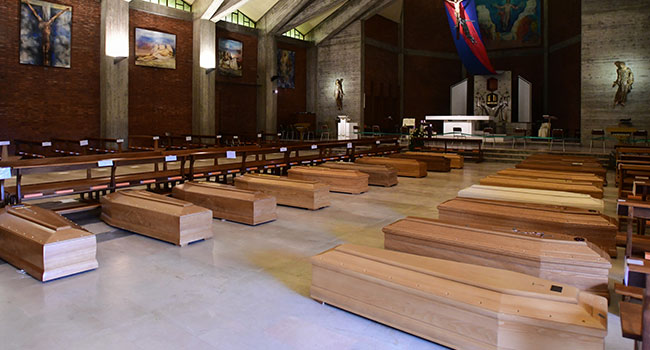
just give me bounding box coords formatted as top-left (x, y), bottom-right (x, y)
top-left (24, 0), bottom-right (70, 66)
top-left (445, 0), bottom-right (476, 44)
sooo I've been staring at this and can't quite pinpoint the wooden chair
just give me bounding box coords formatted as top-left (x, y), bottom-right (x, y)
top-left (482, 127), bottom-right (495, 147)
top-left (590, 129), bottom-right (606, 153)
top-left (319, 124), bottom-right (330, 141)
top-left (371, 125), bottom-right (381, 136)
top-left (550, 129), bottom-right (565, 152)
top-left (512, 128), bottom-right (527, 149)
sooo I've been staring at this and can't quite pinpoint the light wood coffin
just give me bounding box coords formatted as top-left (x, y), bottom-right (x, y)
top-left (355, 157), bottom-right (427, 178)
top-left (394, 151), bottom-right (463, 169)
top-left (496, 168), bottom-right (604, 188)
top-left (437, 198), bottom-right (618, 257)
top-left (311, 244), bottom-right (608, 350)
top-left (234, 174), bottom-right (330, 210)
top-left (458, 185), bottom-right (605, 212)
top-left (0, 205), bottom-right (98, 281)
top-left (319, 162), bottom-right (398, 187)
top-left (383, 217), bottom-right (611, 297)
top-left (389, 153), bottom-right (451, 172)
top-left (479, 175), bottom-right (604, 198)
top-left (288, 166), bottom-right (369, 194)
top-left (172, 182), bottom-right (276, 225)
top-left (100, 190), bottom-right (213, 246)
top-left (516, 161), bottom-right (606, 179)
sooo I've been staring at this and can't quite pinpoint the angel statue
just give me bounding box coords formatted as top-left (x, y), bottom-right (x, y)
top-left (335, 79), bottom-right (345, 111)
top-left (613, 61), bottom-right (634, 107)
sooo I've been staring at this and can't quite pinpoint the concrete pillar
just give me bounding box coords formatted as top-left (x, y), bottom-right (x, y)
top-left (256, 34), bottom-right (278, 134)
top-left (192, 19), bottom-right (216, 136)
top-left (100, 0), bottom-right (129, 140)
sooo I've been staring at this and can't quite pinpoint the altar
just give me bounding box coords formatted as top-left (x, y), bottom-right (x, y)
top-left (425, 115), bottom-right (490, 135)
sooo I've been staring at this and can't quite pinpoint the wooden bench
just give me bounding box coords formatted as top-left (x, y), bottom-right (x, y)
top-left (288, 166), bottom-right (369, 194)
top-left (355, 157), bottom-right (427, 178)
top-left (389, 152), bottom-right (451, 172)
top-left (438, 197), bottom-right (618, 257)
top-left (234, 174), bottom-right (329, 210)
top-left (479, 175), bottom-right (604, 198)
top-left (101, 190), bottom-right (213, 246)
top-left (383, 217), bottom-right (611, 298)
top-left (311, 244), bottom-right (608, 350)
top-left (319, 162), bottom-right (398, 187)
top-left (172, 182), bottom-right (276, 225)
top-left (0, 204), bottom-right (98, 281)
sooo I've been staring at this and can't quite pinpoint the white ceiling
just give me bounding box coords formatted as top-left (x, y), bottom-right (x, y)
top-left (296, 2), bottom-right (346, 35)
top-left (378, 0), bottom-right (402, 23)
top-left (238, 0), bottom-right (281, 22)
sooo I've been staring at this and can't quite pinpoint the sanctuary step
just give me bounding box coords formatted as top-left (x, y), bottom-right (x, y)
top-left (234, 174), bottom-right (330, 210)
top-left (172, 182), bottom-right (276, 226)
top-left (287, 166), bottom-right (369, 194)
top-left (100, 190), bottom-right (214, 246)
top-left (310, 244), bottom-right (608, 350)
top-left (318, 162), bottom-right (398, 187)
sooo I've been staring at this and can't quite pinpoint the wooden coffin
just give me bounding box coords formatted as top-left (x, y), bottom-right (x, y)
top-left (234, 174), bottom-right (330, 210)
top-left (288, 166), bottom-right (369, 194)
top-left (383, 217), bottom-right (611, 297)
top-left (355, 157), bottom-right (427, 178)
top-left (479, 175), bottom-right (604, 198)
top-left (389, 152), bottom-right (451, 172)
top-left (311, 244), bottom-right (608, 350)
top-left (496, 168), bottom-right (604, 188)
top-left (319, 162), bottom-right (398, 187)
top-left (516, 161), bottom-right (606, 179)
top-left (458, 185), bottom-right (605, 212)
top-left (393, 151), bottom-right (463, 169)
top-left (0, 205), bottom-right (98, 281)
top-left (172, 182), bottom-right (276, 225)
top-left (100, 190), bottom-right (213, 246)
top-left (437, 197), bottom-right (618, 257)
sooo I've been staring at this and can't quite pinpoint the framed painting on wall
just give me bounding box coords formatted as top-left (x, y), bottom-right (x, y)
top-left (135, 28), bottom-right (176, 69)
top-left (20, 0), bottom-right (72, 68)
top-left (475, 0), bottom-right (541, 50)
top-left (218, 38), bottom-right (243, 77)
top-left (277, 49), bottom-right (295, 89)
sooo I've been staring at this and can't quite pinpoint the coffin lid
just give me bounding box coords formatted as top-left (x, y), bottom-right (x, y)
top-left (177, 181), bottom-right (270, 200)
top-left (289, 166), bottom-right (369, 179)
top-left (0, 205), bottom-right (92, 244)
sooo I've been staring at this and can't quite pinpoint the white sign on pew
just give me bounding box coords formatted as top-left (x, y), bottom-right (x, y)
top-left (257, 133), bottom-right (262, 138)
top-left (347, 143), bottom-right (353, 149)
top-left (233, 136), bottom-right (239, 139)
top-left (116, 139), bottom-right (124, 143)
top-left (165, 155), bottom-right (177, 162)
top-left (98, 160), bottom-right (114, 167)
top-left (217, 135), bottom-right (222, 139)
top-left (153, 136), bottom-right (160, 140)
top-left (80, 140), bottom-right (89, 146)
top-left (0, 141), bottom-right (10, 146)
top-left (186, 136), bottom-right (192, 141)
top-left (376, 140), bottom-right (381, 145)
top-left (280, 147), bottom-right (288, 152)
top-left (311, 145), bottom-right (318, 150)
top-left (226, 151), bottom-right (236, 159)
top-left (0, 167), bottom-right (11, 180)
top-left (42, 142), bottom-right (52, 147)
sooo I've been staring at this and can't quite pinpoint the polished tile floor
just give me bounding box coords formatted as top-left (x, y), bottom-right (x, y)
top-left (0, 162), bottom-right (634, 349)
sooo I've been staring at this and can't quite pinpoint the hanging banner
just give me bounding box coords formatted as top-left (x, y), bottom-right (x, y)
top-left (444, 0), bottom-right (496, 75)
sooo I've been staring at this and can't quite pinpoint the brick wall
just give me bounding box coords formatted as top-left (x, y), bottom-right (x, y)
top-left (128, 9), bottom-right (192, 137)
top-left (0, 0), bottom-right (101, 145)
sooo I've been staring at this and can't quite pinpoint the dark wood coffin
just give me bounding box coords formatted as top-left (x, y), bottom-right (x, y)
top-left (288, 166), bottom-right (369, 194)
top-left (389, 152), bottom-right (451, 172)
top-left (496, 168), bottom-right (604, 189)
top-left (355, 157), bottom-right (427, 178)
top-left (479, 175), bottom-right (604, 198)
top-left (234, 174), bottom-right (330, 210)
top-left (319, 162), bottom-right (398, 187)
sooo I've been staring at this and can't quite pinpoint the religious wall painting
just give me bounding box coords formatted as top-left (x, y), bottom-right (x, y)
top-left (277, 50), bottom-right (295, 89)
top-left (20, 0), bottom-right (72, 68)
top-left (475, 0), bottom-right (541, 50)
top-left (218, 39), bottom-right (243, 77)
top-left (135, 28), bottom-right (176, 69)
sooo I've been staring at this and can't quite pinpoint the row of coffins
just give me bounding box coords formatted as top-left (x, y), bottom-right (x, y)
top-left (309, 153), bottom-right (611, 348)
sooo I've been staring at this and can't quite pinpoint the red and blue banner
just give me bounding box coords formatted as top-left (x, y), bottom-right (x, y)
top-left (444, 0), bottom-right (495, 75)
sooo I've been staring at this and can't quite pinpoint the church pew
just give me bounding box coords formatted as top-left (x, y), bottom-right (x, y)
top-left (355, 157), bottom-right (427, 178)
top-left (128, 135), bottom-right (162, 151)
top-left (479, 174), bottom-right (604, 198)
top-left (319, 162), bottom-right (398, 187)
top-left (618, 163), bottom-right (650, 199)
top-left (389, 152), bottom-right (451, 172)
top-left (437, 197), bottom-right (618, 257)
top-left (496, 168), bottom-right (604, 188)
top-left (0, 204), bottom-right (98, 281)
top-left (14, 139), bottom-right (57, 159)
top-left (101, 190), bottom-right (213, 246)
top-left (234, 174), bottom-right (329, 210)
top-left (383, 217), bottom-right (611, 298)
top-left (172, 182), bottom-right (276, 225)
top-left (287, 166), bottom-right (369, 194)
top-left (311, 244), bottom-right (608, 350)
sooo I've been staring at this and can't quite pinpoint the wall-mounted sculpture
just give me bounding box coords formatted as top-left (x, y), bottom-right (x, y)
top-left (613, 61), bottom-right (634, 107)
top-left (335, 79), bottom-right (345, 111)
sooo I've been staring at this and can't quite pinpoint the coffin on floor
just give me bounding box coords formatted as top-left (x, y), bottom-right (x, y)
top-left (234, 174), bottom-right (330, 210)
top-left (355, 157), bottom-right (427, 178)
top-left (311, 244), bottom-right (607, 350)
top-left (319, 162), bottom-right (398, 187)
top-left (479, 175), bottom-right (604, 198)
top-left (393, 151), bottom-right (463, 169)
top-left (101, 190), bottom-right (213, 246)
top-left (172, 181), bottom-right (276, 225)
top-left (458, 185), bottom-right (605, 212)
top-left (389, 153), bottom-right (451, 172)
top-left (496, 168), bottom-right (605, 188)
top-left (438, 197), bottom-right (618, 257)
top-left (288, 166), bottom-right (369, 194)
top-left (383, 217), bottom-right (611, 297)
top-left (516, 161), bottom-right (607, 179)
top-left (0, 205), bottom-right (98, 281)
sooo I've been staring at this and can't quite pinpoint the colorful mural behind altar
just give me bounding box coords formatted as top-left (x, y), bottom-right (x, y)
top-left (475, 0), bottom-right (541, 50)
